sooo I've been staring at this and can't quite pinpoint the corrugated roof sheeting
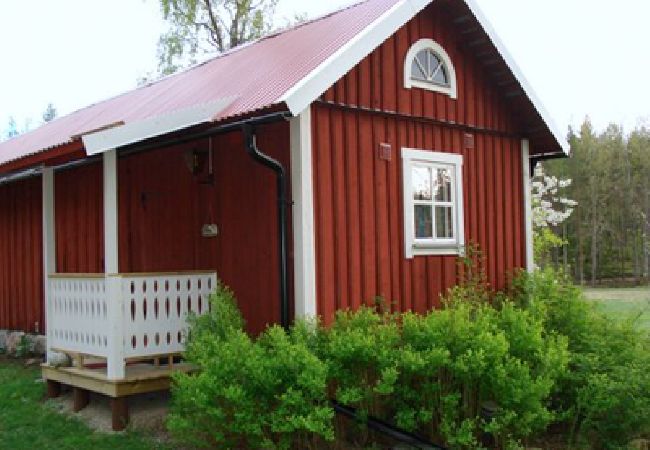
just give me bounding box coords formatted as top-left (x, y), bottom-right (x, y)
top-left (0, 0), bottom-right (394, 167)
top-left (0, 0), bottom-right (568, 168)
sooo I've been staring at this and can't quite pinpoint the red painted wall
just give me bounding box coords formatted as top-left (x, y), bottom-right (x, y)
top-left (0, 177), bottom-right (43, 332)
top-left (55, 163), bottom-right (104, 274)
top-left (1, 1), bottom-right (530, 333)
top-left (1, 122), bottom-right (290, 334)
top-left (311, 3), bottom-right (525, 320)
top-left (117, 122), bottom-right (291, 334)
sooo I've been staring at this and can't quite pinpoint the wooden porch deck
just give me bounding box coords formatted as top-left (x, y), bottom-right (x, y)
top-left (42, 360), bottom-right (197, 431)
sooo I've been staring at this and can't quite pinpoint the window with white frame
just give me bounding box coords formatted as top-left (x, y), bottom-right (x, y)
top-left (404, 39), bottom-right (457, 99)
top-left (402, 149), bottom-right (464, 258)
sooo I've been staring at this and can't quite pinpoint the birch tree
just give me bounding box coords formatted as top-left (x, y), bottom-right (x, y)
top-left (157, 0), bottom-right (279, 75)
top-left (530, 164), bottom-right (576, 268)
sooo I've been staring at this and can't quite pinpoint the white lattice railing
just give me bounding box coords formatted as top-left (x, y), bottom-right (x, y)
top-left (49, 275), bottom-right (111, 358)
top-left (121, 273), bottom-right (216, 358)
top-left (47, 271), bottom-right (217, 379)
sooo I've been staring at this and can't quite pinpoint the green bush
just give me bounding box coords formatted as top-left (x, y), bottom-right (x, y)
top-left (169, 271), bottom-right (648, 449)
top-left (315, 284), bottom-right (568, 448)
top-left (514, 268), bottom-right (650, 448)
top-left (319, 308), bottom-right (401, 413)
top-left (167, 286), bottom-right (334, 449)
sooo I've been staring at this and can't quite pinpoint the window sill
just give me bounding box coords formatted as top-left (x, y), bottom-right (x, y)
top-left (408, 244), bottom-right (463, 258)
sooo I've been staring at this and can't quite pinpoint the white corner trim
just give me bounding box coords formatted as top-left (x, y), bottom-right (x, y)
top-left (42, 168), bottom-right (56, 361)
top-left (401, 148), bottom-right (465, 259)
top-left (522, 139), bottom-right (534, 272)
top-left (290, 107), bottom-right (317, 318)
top-left (82, 97), bottom-right (235, 156)
top-left (103, 150), bottom-right (119, 274)
top-left (463, 0), bottom-right (569, 155)
top-left (279, 0), bottom-right (431, 115)
top-left (403, 38), bottom-right (457, 99)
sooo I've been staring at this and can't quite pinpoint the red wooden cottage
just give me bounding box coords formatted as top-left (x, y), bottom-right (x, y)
top-left (0, 0), bottom-right (566, 427)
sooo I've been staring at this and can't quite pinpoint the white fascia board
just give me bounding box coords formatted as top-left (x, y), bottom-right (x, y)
top-left (82, 97), bottom-right (235, 156)
top-left (463, 0), bottom-right (569, 156)
top-left (279, 0), bottom-right (431, 115)
top-left (279, 0), bottom-right (567, 155)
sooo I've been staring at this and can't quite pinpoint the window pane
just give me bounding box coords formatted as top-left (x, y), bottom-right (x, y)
top-left (435, 206), bottom-right (454, 239)
top-left (412, 166), bottom-right (432, 200)
top-left (434, 168), bottom-right (452, 202)
top-left (416, 50), bottom-right (428, 71)
top-left (428, 51), bottom-right (441, 73)
top-left (433, 63), bottom-right (448, 85)
top-left (415, 205), bottom-right (433, 239)
top-left (411, 59), bottom-right (426, 81)
top-left (410, 47), bottom-right (452, 89)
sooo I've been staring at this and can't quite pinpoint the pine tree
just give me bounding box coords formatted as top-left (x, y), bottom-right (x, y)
top-left (5, 116), bottom-right (18, 140)
top-left (42, 103), bottom-right (57, 123)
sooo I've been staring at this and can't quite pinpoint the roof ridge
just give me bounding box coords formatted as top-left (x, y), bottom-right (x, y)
top-left (133, 0), bottom-right (371, 87)
top-left (47, 0), bottom-right (371, 125)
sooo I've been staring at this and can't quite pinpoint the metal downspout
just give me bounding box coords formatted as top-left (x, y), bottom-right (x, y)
top-left (242, 123), bottom-right (290, 329)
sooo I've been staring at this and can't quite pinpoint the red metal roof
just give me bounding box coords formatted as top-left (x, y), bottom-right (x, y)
top-left (0, 0), bottom-right (569, 170)
top-left (0, 0), bottom-right (396, 168)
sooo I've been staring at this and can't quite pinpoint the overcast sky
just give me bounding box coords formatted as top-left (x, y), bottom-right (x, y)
top-left (0, 0), bottom-right (648, 136)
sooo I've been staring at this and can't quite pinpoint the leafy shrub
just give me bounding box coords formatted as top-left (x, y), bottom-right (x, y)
top-left (315, 288), bottom-right (568, 448)
top-left (402, 301), bottom-right (565, 448)
top-left (167, 285), bottom-right (334, 449)
top-left (169, 270), bottom-right (648, 449)
top-left (319, 308), bottom-right (400, 413)
top-left (513, 268), bottom-right (650, 448)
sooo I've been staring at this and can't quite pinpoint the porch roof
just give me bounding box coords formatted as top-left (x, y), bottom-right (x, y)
top-left (0, 0), bottom-right (568, 173)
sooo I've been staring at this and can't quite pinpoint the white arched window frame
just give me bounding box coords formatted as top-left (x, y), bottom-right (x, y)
top-left (404, 39), bottom-right (457, 99)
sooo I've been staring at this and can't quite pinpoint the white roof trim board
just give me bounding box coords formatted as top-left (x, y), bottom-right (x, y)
top-left (280, 0), bottom-right (431, 115)
top-left (82, 97), bottom-right (236, 156)
top-left (15, 0), bottom-right (567, 163)
top-left (279, 0), bottom-right (569, 156)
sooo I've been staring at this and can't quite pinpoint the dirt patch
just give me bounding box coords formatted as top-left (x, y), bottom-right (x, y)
top-left (47, 386), bottom-right (172, 440)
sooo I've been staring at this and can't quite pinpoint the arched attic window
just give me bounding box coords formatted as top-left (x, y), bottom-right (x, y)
top-left (404, 39), bottom-right (457, 99)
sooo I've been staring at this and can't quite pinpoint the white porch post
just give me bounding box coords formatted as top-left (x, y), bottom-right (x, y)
top-left (522, 139), bottom-right (534, 272)
top-left (104, 149), bottom-right (119, 274)
top-left (42, 167), bottom-right (56, 362)
top-left (290, 107), bottom-right (317, 318)
top-left (104, 149), bottom-right (124, 379)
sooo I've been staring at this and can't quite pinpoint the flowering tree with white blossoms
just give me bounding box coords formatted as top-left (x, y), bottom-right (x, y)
top-left (531, 164), bottom-right (578, 267)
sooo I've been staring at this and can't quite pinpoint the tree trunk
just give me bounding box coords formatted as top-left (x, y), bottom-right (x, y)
top-left (633, 228), bottom-right (640, 283)
top-left (620, 234), bottom-right (625, 283)
top-left (575, 209), bottom-right (585, 285)
top-left (591, 220), bottom-right (598, 286)
top-left (563, 223), bottom-right (569, 273)
top-left (645, 218), bottom-right (650, 281)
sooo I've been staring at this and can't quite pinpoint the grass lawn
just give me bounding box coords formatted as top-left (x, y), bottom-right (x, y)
top-left (0, 357), bottom-right (168, 450)
top-left (583, 286), bottom-right (650, 331)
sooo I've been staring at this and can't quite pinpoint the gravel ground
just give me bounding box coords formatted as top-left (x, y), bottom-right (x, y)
top-left (48, 386), bottom-right (171, 438)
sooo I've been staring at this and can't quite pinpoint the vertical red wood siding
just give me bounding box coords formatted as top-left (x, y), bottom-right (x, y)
top-left (0, 123), bottom-right (289, 334)
top-left (118, 122), bottom-right (291, 334)
top-left (55, 163), bottom-right (104, 273)
top-left (312, 4), bottom-right (525, 320)
top-left (0, 177), bottom-right (43, 332)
